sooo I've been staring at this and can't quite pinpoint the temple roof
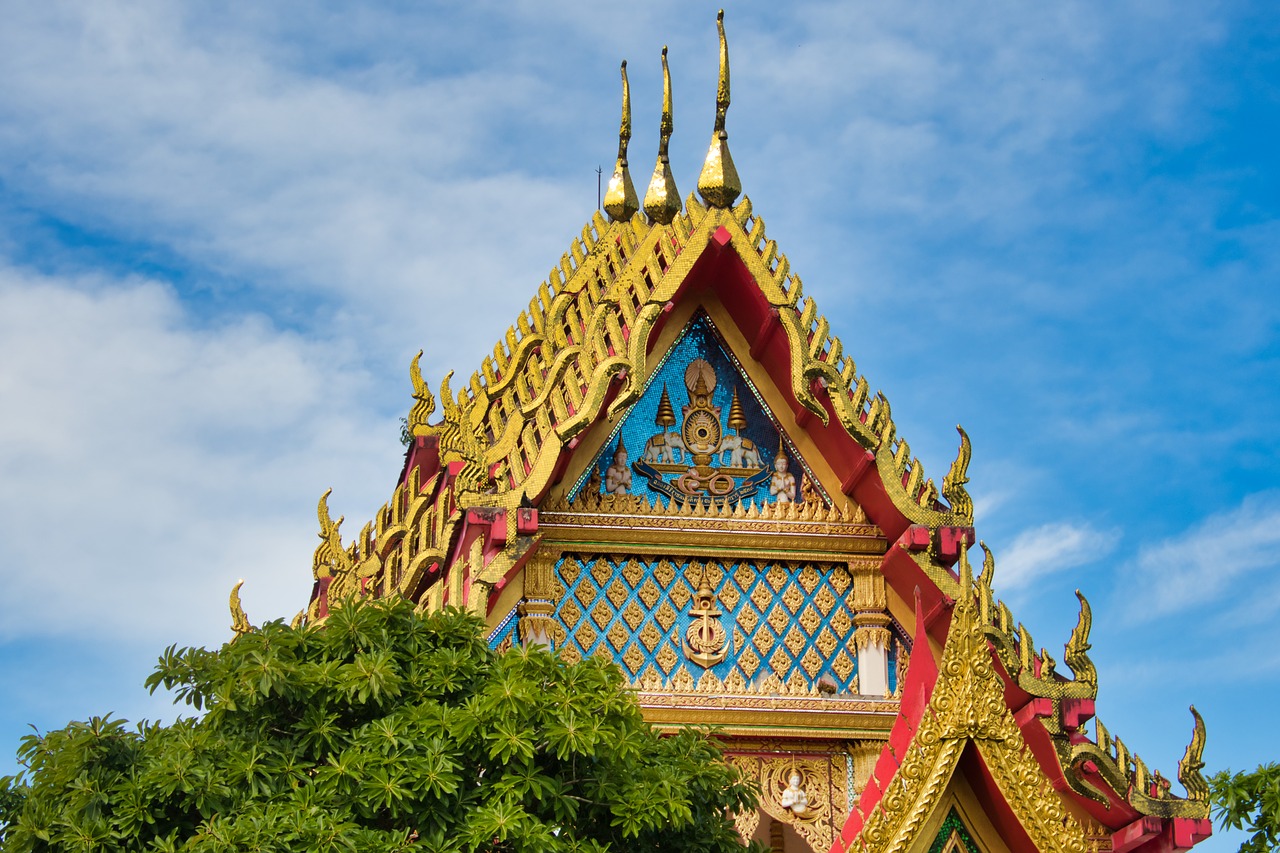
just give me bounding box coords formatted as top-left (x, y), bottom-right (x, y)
top-left (307, 14), bottom-right (1212, 851)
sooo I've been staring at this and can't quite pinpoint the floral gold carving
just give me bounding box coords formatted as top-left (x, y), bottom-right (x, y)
top-left (591, 600), bottom-right (613, 630)
top-left (638, 578), bottom-right (661, 608)
top-left (654, 600), bottom-right (678, 631)
top-left (639, 621), bottom-right (662, 651)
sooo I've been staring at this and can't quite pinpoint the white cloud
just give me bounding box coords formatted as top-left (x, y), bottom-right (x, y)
top-left (0, 264), bottom-right (405, 647)
top-left (993, 521), bottom-right (1119, 591)
top-left (1124, 492), bottom-right (1280, 621)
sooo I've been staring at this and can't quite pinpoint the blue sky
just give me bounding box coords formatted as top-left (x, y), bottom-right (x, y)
top-left (0, 2), bottom-right (1275, 848)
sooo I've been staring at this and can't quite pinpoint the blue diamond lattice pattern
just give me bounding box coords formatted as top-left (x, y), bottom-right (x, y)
top-left (548, 553), bottom-right (862, 693)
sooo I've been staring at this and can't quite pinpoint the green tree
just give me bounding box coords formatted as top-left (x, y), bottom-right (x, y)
top-left (0, 599), bottom-right (760, 852)
top-left (1210, 764), bottom-right (1280, 853)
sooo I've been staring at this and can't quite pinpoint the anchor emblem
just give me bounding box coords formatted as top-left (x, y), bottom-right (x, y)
top-left (682, 568), bottom-right (729, 667)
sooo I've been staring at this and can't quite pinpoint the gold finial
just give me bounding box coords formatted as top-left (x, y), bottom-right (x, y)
top-left (407, 350), bottom-right (436, 436)
top-left (643, 47), bottom-right (681, 225)
top-left (603, 61), bottom-right (639, 222)
top-left (229, 579), bottom-right (253, 638)
top-left (698, 10), bottom-right (742, 209)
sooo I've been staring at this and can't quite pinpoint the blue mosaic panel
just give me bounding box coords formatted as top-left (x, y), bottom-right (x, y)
top-left (570, 312), bottom-right (828, 507)
top-left (548, 554), bottom-right (862, 693)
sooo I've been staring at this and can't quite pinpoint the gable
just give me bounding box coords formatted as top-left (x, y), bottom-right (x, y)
top-left (569, 311), bottom-right (833, 509)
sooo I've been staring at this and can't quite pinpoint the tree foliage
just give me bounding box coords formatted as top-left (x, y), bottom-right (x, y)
top-left (1210, 763), bottom-right (1280, 853)
top-left (0, 599), bottom-right (760, 852)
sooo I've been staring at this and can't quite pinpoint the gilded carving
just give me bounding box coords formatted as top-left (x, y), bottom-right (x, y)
top-left (606, 578), bottom-right (629, 609)
top-left (654, 600), bottom-right (678, 631)
top-left (638, 578), bottom-right (662, 608)
top-left (655, 645), bottom-right (679, 674)
top-left (607, 621), bottom-right (629, 653)
top-left (683, 570), bottom-right (730, 667)
top-left (852, 546), bottom-right (1090, 853)
top-left (590, 600), bottom-right (613, 630)
top-left (737, 605), bottom-right (760, 633)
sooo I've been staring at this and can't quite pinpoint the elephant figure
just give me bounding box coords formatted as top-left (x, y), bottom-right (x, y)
top-left (718, 434), bottom-right (762, 468)
top-left (642, 431), bottom-right (685, 464)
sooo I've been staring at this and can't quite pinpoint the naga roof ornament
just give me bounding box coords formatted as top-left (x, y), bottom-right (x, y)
top-left (603, 61), bottom-right (639, 223)
top-left (697, 9), bottom-right (742, 209)
top-left (642, 47), bottom-right (681, 225)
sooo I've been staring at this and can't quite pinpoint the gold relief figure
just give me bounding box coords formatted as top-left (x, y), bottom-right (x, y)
top-left (604, 440), bottom-right (633, 494)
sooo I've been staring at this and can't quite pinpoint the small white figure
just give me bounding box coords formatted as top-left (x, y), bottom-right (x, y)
top-left (604, 444), bottom-right (632, 495)
top-left (780, 772), bottom-right (808, 814)
top-left (769, 455), bottom-right (796, 504)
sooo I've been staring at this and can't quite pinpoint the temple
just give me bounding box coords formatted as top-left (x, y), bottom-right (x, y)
top-left (305, 14), bottom-right (1212, 852)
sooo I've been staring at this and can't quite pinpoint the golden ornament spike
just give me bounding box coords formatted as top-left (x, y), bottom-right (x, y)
top-left (229, 579), bottom-right (253, 638)
top-left (407, 349), bottom-right (436, 436)
top-left (643, 47), bottom-right (681, 225)
top-left (698, 9), bottom-right (742, 208)
top-left (1178, 706), bottom-right (1209, 802)
top-left (603, 61), bottom-right (639, 222)
top-left (941, 424), bottom-right (973, 523)
top-left (1064, 590), bottom-right (1098, 692)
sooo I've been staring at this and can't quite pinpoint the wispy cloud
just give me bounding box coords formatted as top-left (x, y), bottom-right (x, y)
top-left (993, 521), bottom-right (1119, 592)
top-left (1123, 492), bottom-right (1280, 621)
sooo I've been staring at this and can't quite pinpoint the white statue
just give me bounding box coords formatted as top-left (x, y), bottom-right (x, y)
top-left (780, 772), bottom-right (808, 814)
top-left (604, 443), bottom-right (632, 495)
top-left (769, 455), bottom-right (796, 504)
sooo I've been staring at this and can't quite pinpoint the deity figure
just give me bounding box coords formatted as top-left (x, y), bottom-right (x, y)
top-left (605, 443), bottom-right (632, 495)
top-left (769, 454), bottom-right (796, 503)
top-left (780, 772), bottom-right (808, 814)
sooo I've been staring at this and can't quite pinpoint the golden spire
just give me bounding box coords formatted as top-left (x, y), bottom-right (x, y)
top-left (603, 61), bottom-right (639, 222)
top-left (643, 47), bottom-right (681, 225)
top-left (698, 10), bottom-right (742, 209)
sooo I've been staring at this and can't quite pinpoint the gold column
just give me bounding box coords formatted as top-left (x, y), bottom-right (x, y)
top-left (770, 818), bottom-right (785, 853)
top-left (517, 550), bottom-right (559, 648)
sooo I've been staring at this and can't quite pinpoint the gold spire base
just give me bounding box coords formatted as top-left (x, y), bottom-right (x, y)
top-left (698, 131), bottom-right (741, 209)
top-left (644, 157), bottom-right (681, 225)
top-left (603, 157), bottom-right (639, 222)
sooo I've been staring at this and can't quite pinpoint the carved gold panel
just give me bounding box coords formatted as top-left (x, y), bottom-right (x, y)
top-left (590, 557), bottom-right (612, 588)
top-left (638, 578), bottom-right (661, 608)
top-left (622, 601), bottom-right (645, 630)
top-left (591, 600), bottom-right (613, 630)
top-left (606, 578), bottom-right (629, 608)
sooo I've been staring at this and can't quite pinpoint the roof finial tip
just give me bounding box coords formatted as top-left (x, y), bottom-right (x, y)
top-left (698, 8), bottom-right (741, 208)
top-left (644, 45), bottom-right (681, 225)
top-left (603, 57), bottom-right (639, 222)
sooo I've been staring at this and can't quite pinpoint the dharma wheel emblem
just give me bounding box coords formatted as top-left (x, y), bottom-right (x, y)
top-left (633, 357), bottom-right (774, 502)
top-left (682, 570), bottom-right (728, 667)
